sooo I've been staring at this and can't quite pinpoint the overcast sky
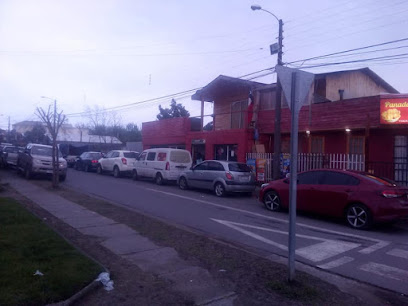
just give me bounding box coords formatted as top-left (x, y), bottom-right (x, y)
top-left (1, 0), bottom-right (407, 130)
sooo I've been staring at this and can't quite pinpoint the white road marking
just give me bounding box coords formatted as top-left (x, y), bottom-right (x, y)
top-left (358, 241), bottom-right (390, 254)
top-left (147, 188), bottom-right (390, 254)
top-left (317, 256), bottom-right (355, 269)
top-left (211, 219), bottom-right (288, 251)
top-left (212, 219), bottom-right (361, 262)
top-left (386, 248), bottom-right (408, 260)
top-left (296, 241), bottom-right (360, 262)
top-left (359, 262), bottom-right (408, 282)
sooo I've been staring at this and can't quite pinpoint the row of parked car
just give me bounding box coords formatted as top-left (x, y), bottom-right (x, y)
top-left (0, 143), bottom-right (67, 180)
top-left (74, 148), bottom-right (257, 197)
top-left (2, 143), bottom-right (408, 230)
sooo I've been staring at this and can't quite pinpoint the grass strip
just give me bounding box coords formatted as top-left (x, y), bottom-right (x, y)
top-left (0, 197), bottom-right (102, 306)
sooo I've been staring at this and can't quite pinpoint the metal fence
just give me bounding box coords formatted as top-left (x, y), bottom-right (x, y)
top-left (366, 161), bottom-right (408, 186)
top-left (246, 153), bottom-right (365, 182)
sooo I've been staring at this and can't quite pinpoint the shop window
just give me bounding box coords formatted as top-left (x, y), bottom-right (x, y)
top-left (215, 144), bottom-right (238, 161)
top-left (348, 136), bottom-right (364, 154)
top-left (310, 136), bottom-right (324, 153)
top-left (231, 100), bottom-right (247, 129)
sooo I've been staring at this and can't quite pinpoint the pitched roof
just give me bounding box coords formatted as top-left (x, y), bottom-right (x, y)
top-left (192, 75), bottom-right (267, 102)
top-left (315, 67), bottom-right (399, 94)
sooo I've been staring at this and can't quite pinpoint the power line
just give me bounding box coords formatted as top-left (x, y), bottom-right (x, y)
top-left (286, 37), bottom-right (408, 65)
top-left (288, 52), bottom-right (408, 69)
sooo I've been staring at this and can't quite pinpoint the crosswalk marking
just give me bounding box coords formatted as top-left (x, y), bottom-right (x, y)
top-left (317, 256), bottom-right (354, 269)
top-left (359, 262), bottom-right (408, 282)
top-left (296, 241), bottom-right (360, 262)
top-left (386, 248), bottom-right (408, 260)
top-left (211, 219), bottom-right (361, 262)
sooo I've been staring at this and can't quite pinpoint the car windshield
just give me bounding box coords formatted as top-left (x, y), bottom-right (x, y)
top-left (89, 153), bottom-right (102, 159)
top-left (170, 151), bottom-right (191, 163)
top-left (357, 173), bottom-right (397, 186)
top-left (124, 152), bottom-right (138, 158)
top-left (228, 163), bottom-right (252, 172)
top-left (32, 146), bottom-right (62, 157)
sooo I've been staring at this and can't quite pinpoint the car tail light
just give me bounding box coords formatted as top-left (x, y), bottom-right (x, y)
top-left (382, 190), bottom-right (406, 198)
top-left (165, 162), bottom-right (170, 170)
top-left (121, 158), bottom-right (127, 165)
top-left (91, 160), bottom-right (98, 163)
top-left (225, 171), bottom-right (234, 180)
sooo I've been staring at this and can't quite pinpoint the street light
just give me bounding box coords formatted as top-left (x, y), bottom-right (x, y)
top-left (251, 4), bottom-right (283, 180)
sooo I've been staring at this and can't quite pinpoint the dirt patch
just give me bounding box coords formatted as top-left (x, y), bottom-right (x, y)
top-left (3, 177), bottom-right (408, 305)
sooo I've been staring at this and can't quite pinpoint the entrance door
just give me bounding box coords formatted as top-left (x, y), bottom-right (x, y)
top-left (192, 144), bottom-right (205, 166)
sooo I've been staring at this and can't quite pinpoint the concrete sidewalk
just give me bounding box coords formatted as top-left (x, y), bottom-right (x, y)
top-left (6, 177), bottom-right (236, 306)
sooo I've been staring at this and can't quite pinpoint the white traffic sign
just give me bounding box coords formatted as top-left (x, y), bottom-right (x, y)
top-left (275, 65), bottom-right (314, 113)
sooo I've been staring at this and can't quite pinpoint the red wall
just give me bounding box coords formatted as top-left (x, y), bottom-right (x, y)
top-left (186, 129), bottom-right (251, 163)
top-left (142, 117), bottom-right (191, 148)
top-left (258, 96), bottom-right (381, 134)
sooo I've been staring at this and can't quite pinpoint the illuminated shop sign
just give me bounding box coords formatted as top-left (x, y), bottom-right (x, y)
top-left (380, 98), bottom-right (408, 124)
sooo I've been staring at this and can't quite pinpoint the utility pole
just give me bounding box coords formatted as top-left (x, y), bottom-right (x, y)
top-left (273, 19), bottom-right (283, 180)
top-left (251, 5), bottom-right (283, 180)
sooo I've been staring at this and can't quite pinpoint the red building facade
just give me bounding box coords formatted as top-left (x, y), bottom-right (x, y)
top-left (142, 69), bottom-right (408, 183)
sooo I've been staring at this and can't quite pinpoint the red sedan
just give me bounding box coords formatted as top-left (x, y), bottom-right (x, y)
top-left (259, 169), bottom-right (408, 229)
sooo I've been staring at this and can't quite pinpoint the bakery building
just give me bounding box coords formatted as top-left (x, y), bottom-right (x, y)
top-left (142, 68), bottom-right (408, 184)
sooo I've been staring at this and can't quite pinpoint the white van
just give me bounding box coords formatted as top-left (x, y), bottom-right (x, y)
top-left (132, 148), bottom-right (192, 185)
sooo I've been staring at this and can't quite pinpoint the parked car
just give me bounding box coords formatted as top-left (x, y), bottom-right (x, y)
top-left (178, 160), bottom-right (256, 197)
top-left (65, 155), bottom-right (78, 168)
top-left (259, 169), bottom-right (408, 229)
top-left (74, 152), bottom-right (103, 172)
top-left (17, 143), bottom-right (67, 181)
top-left (132, 148), bottom-right (192, 185)
top-left (0, 143), bottom-right (13, 167)
top-left (97, 150), bottom-right (139, 177)
top-left (1, 145), bottom-right (20, 168)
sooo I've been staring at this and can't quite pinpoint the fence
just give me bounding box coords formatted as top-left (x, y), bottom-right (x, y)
top-left (246, 153), bottom-right (365, 182)
top-left (366, 161), bottom-right (408, 186)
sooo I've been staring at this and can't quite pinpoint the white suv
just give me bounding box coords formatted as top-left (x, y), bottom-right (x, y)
top-left (96, 150), bottom-right (139, 178)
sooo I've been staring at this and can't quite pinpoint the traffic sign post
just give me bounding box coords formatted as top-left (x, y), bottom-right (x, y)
top-left (276, 65), bottom-right (314, 282)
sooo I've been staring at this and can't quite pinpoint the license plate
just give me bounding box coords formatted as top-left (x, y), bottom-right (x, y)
top-left (239, 176), bottom-right (250, 182)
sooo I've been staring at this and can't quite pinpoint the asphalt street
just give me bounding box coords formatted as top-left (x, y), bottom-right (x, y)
top-left (62, 169), bottom-right (408, 295)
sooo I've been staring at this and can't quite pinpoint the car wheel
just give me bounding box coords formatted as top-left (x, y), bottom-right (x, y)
top-left (155, 173), bottom-right (164, 185)
top-left (59, 175), bottom-right (66, 182)
top-left (97, 165), bottom-right (103, 175)
top-left (113, 166), bottom-right (121, 178)
top-left (24, 166), bottom-right (32, 180)
top-left (84, 164), bottom-right (89, 172)
top-left (264, 191), bottom-right (281, 211)
top-left (179, 177), bottom-right (188, 190)
top-left (346, 203), bottom-right (372, 229)
top-left (214, 182), bottom-right (226, 197)
top-left (132, 169), bottom-right (138, 181)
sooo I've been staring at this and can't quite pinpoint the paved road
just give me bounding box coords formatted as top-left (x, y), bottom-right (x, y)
top-left (63, 169), bottom-right (408, 295)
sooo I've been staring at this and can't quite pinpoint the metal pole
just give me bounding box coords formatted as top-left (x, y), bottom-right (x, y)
top-left (273, 19), bottom-right (283, 180)
top-left (288, 71), bottom-right (298, 281)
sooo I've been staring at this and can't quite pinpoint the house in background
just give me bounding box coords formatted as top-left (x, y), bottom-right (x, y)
top-left (12, 121), bottom-right (123, 155)
top-left (142, 67), bottom-right (408, 183)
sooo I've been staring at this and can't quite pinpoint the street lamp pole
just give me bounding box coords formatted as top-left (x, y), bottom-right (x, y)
top-left (251, 5), bottom-right (283, 180)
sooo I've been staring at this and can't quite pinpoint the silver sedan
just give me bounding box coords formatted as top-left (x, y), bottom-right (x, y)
top-left (178, 160), bottom-right (256, 197)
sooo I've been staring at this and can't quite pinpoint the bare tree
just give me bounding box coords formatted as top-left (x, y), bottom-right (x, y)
top-left (84, 105), bottom-right (122, 143)
top-left (36, 101), bottom-right (67, 188)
